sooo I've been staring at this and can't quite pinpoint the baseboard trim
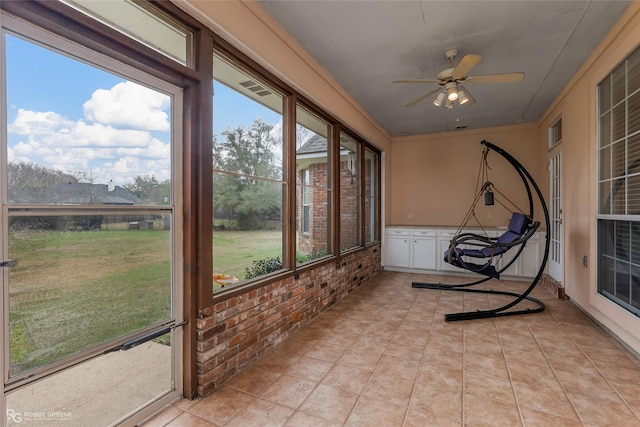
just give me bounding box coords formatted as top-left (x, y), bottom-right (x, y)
top-left (541, 274), bottom-right (565, 299)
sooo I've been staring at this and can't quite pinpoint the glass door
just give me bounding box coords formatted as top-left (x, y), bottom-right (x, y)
top-left (2, 16), bottom-right (182, 426)
top-left (548, 145), bottom-right (563, 283)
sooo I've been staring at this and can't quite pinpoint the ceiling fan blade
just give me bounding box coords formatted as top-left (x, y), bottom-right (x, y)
top-left (393, 79), bottom-right (440, 84)
top-left (466, 72), bottom-right (525, 84)
top-left (405, 88), bottom-right (441, 107)
top-left (450, 54), bottom-right (481, 79)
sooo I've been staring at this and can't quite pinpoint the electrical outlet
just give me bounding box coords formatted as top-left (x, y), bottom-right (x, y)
top-left (408, 212), bottom-right (413, 219)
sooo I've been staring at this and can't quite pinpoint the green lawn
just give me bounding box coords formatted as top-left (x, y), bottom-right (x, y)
top-left (7, 227), bottom-right (282, 375)
top-left (212, 229), bottom-right (283, 290)
top-left (8, 228), bottom-right (171, 376)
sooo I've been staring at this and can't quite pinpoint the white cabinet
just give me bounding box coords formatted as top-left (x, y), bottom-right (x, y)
top-left (385, 228), bottom-right (410, 268)
top-left (520, 236), bottom-right (541, 277)
top-left (411, 230), bottom-right (437, 270)
top-left (438, 229), bottom-right (466, 273)
top-left (385, 226), bottom-right (544, 280)
top-left (502, 232), bottom-right (541, 278)
top-left (385, 228), bottom-right (436, 270)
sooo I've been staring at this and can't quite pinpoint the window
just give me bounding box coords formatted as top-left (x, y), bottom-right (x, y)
top-left (339, 132), bottom-right (361, 252)
top-left (209, 40), bottom-right (380, 291)
top-left (212, 52), bottom-right (285, 289)
top-left (296, 105), bottom-right (331, 266)
top-left (364, 147), bottom-right (379, 244)
top-left (62, 0), bottom-right (192, 65)
top-left (1, 11), bottom-right (183, 422)
top-left (549, 117), bottom-right (562, 149)
top-left (597, 45), bottom-right (640, 316)
top-left (302, 169), bottom-right (311, 234)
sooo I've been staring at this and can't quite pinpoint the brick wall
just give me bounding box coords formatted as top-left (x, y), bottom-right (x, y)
top-left (298, 163), bottom-right (329, 254)
top-left (339, 166), bottom-right (359, 248)
top-left (195, 244), bottom-right (382, 396)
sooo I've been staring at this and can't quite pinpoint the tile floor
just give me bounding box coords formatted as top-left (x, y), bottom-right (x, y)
top-left (140, 271), bottom-right (640, 426)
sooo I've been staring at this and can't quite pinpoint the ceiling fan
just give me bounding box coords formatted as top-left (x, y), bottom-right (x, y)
top-left (393, 49), bottom-right (525, 108)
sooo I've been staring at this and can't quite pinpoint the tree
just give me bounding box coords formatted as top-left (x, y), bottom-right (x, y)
top-left (213, 119), bottom-right (282, 229)
top-left (123, 175), bottom-right (170, 205)
top-left (7, 160), bottom-right (77, 204)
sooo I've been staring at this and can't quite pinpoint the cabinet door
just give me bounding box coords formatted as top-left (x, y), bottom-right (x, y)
top-left (412, 238), bottom-right (437, 270)
top-left (438, 234), bottom-right (466, 273)
top-left (386, 237), bottom-right (410, 268)
top-left (519, 238), bottom-right (541, 277)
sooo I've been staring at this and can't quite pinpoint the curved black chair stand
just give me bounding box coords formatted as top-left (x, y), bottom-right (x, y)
top-left (412, 140), bottom-right (550, 322)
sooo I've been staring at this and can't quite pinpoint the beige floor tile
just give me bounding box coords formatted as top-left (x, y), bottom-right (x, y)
top-left (317, 330), bottom-right (361, 349)
top-left (284, 411), bottom-right (342, 427)
top-left (225, 365), bottom-right (282, 395)
top-left (568, 392), bottom-right (640, 426)
top-left (337, 344), bottom-right (383, 368)
top-left (464, 370), bottom-right (517, 405)
top-left (165, 412), bottom-right (221, 427)
top-left (520, 407), bottom-right (583, 427)
top-left (187, 387), bottom-right (254, 425)
top-left (554, 369), bottom-right (620, 402)
top-left (464, 335), bottom-right (504, 356)
top-left (409, 386), bottom-right (463, 424)
top-left (361, 372), bottom-right (415, 408)
top-left (225, 397), bottom-right (294, 427)
top-left (391, 328), bottom-right (430, 347)
top-left (512, 380), bottom-right (579, 420)
top-left (374, 354), bottom-right (420, 381)
top-left (260, 374), bottom-right (317, 409)
top-left (404, 406), bottom-right (462, 427)
top-left (422, 344), bottom-right (463, 369)
top-left (321, 364), bottom-right (372, 395)
top-left (609, 378), bottom-right (640, 414)
top-left (464, 350), bottom-right (510, 380)
top-left (417, 363), bottom-right (463, 392)
top-left (344, 396), bottom-right (406, 427)
top-left (298, 384), bottom-right (359, 424)
top-left (285, 355), bottom-right (333, 382)
top-left (464, 393), bottom-right (522, 426)
top-left (499, 332), bottom-right (542, 353)
top-left (144, 272), bottom-right (640, 427)
top-left (427, 332), bottom-right (464, 353)
top-left (254, 349), bottom-right (302, 373)
top-left (502, 344), bottom-right (549, 368)
top-left (384, 340), bottom-right (425, 361)
top-left (302, 341), bottom-right (346, 363)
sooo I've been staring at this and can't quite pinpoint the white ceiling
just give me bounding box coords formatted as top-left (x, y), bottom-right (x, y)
top-left (257, 0), bottom-right (631, 137)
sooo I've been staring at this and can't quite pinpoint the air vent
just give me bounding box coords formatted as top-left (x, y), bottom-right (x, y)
top-left (239, 80), bottom-right (271, 97)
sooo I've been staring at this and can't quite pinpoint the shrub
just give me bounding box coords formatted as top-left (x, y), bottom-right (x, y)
top-left (244, 257), bottom-right (282, 279)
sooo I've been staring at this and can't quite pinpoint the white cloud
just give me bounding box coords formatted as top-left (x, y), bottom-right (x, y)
top-left (8, 81), bottom-right (172, 186)
top-left (9, 109), bottom-right (74, 135)
top-left (83, 81), bottom-right (170, 132)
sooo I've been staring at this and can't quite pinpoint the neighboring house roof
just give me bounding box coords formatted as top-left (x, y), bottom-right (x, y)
top-left (49, 182), bottom-right (140, 205)
top-left (297, 134), bottom-right (327, 155)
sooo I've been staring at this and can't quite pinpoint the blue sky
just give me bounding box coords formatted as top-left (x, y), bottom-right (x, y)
top-left (5, 33), bottom-right (281, 186)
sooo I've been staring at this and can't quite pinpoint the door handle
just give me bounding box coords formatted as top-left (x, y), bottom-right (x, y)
top-left (0, 260), bottom-right (18, 268)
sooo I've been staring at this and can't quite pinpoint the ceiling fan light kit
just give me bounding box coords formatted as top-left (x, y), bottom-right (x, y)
top-left (458, 86), bottom-right (475, 106)
top-left (394, 48), bottom-right (525, 109)
top-left (433, 91), bottom-right (446, 107)
top-left (445, 82), bottom-right (459, 101)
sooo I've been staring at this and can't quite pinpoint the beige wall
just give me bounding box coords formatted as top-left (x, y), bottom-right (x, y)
top-left (178, 0), bottom-right (640, 354)
top-left (538, 2), bottom-right (640, 354)
top-left (389, 124), bottom-right (542, 228)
